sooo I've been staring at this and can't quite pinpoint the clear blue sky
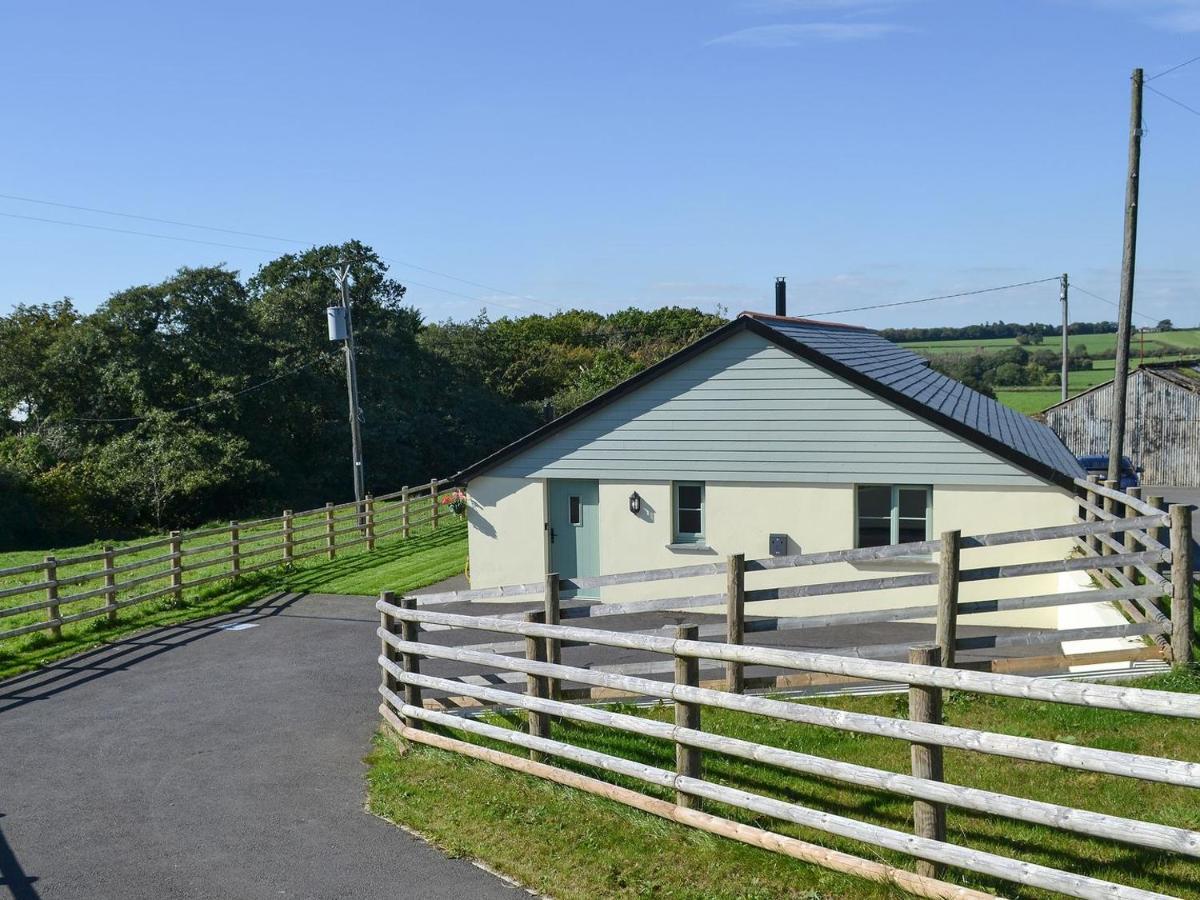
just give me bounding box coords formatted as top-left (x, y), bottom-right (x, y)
top-left (1, 1), bottom-right (1197, 329)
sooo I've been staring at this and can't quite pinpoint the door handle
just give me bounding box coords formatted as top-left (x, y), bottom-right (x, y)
top-left (550, 527), bottom-right (557, 544)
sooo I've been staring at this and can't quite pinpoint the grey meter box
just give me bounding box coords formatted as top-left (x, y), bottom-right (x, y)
top-left (327, 306), bottom-right (348, 341)
top-left (769, 534), bottom-right (788, 557)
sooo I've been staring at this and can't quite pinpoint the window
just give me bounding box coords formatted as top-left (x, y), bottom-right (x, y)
top-left (673, 482), bottom-right (705, 543)
top-left (855, 485), bottom-right (931, 548)
top-left (568, 495), bottom-right (582, 526)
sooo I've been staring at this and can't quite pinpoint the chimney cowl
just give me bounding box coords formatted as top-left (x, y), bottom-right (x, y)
top-left (775, 277), bottom-right (786, 317)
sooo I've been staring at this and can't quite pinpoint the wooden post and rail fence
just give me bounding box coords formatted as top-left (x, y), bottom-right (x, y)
top-left (377, 591), bottom-right (1200, 900)
top-left (369, 477), bottom-right (1194, 898)
top-left (0, 477), bottom-right (456, 645)
top-left (395, 479), bottom-right (1192, 713)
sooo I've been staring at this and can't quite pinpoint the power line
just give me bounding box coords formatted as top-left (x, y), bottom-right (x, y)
top-left (0, 207), bottom-right (547, 317)
top-left (0, 211), bottom-right (279, 255)
top-left (1145, 84), bottom-right (1200, 118)
top-left (55, 354), bottom-right (334, 423)
top-left (1071, 284), bottom-right (1160, 324)
top-left (0, 192), bottom-right (307, 244)
top-left (0, 192), bottom-right (563, 313)
top-left (1148, 53), bottom-right (1200, 81)
top-left (798, 276), bottom-right (1061, 318)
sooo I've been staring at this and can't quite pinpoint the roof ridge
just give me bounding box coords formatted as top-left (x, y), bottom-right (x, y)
top-left (738, 311), bottom-right (874, 332)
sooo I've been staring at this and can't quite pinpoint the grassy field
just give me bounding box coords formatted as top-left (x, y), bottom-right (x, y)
top-left (369, 668), bottom-right (1200, 900)
top-left (901, 329), bottom-right (1200, 357)
top-left (0, 511), bottom-right (466, 680)
top-left (992, 355), bottom-right (1200, 414)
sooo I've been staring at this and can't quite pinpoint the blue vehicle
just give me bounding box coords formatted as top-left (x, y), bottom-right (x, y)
top-left (1077, 455), bottom-right (1141, 490)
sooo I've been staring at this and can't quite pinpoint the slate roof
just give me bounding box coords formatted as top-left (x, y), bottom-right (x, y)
top-left (456, 313), bottom-right (1085, 488)
top-left (745, 313), bottom-right (1086, 483)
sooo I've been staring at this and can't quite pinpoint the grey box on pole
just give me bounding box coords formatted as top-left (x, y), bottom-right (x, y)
top-left (327, 306), bottom-right (348, 341)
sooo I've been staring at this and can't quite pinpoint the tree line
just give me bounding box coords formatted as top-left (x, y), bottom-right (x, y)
top-left (880, 320), bottom-right (1127, 343)
top-left (0, 241), bottom-right (725, 548)
top-left (927, 345), bottom-right (1095, 396)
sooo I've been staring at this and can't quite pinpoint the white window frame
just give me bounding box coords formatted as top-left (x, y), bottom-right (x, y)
top-left (672, 481), bottom-right (705, 544)
top-left (854, 484), bottom-right (932, 548)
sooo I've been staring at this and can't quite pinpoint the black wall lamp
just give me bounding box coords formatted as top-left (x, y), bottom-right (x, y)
top-left (628, 491), bottom-right (642, 515)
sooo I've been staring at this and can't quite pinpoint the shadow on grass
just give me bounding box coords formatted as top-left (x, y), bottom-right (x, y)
top-left (265, 523), bottom-right (466, 596)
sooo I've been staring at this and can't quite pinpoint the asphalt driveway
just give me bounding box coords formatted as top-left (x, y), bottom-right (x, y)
top-left (0, 590), bottom-right (517, 900)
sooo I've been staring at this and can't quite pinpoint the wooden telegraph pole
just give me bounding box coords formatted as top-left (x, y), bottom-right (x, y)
top-left (1107, 68), bottom-right (1143, 484)
top-left (1059, 273), bottom-right (1070, 403)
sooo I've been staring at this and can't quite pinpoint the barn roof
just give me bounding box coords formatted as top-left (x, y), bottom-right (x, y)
top-left (455, 313), bottom-right (1085, 488)
top-left (1040, 359), bottom-right (1200, 412)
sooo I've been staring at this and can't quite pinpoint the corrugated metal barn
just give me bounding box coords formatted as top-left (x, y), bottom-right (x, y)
top-left (1042, 362), bottom-right (1200, 486)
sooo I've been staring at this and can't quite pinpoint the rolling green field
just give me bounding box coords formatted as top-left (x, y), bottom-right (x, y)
top-left (993, 389), bottom-right (1064, 414)
top-left (901, 329), bottom-right (1199, 415)
top-left (992, 354), bottom-right (1200, 414)
top-left (901, 328), bottom-right (1200, 357)
top-left (370, 669), bottom-right (1200, 900)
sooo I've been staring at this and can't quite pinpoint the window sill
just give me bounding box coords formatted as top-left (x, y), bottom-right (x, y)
top-left (666, 542), bottom-right (716, 554)
top-left (851, 554), bottom-right (937, 571)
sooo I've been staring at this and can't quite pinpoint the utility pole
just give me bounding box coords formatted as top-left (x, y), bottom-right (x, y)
top-left (1107, 67), bottom-right (1143, 484)
top-left (1059, 273), bottom-right (1070, 403)
top-left (334, 264), bottom-right (367, 516)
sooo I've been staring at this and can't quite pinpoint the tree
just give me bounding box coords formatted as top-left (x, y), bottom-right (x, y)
top-left (0, 242), bottom-right (724, 545)
top-left (90, 412), bottom-right (266, 529)
top-left (1157, 319), bottom-right (1174, 332)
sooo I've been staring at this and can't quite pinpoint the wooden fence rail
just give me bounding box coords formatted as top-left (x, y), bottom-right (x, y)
top-left (378, 597), bottom-right (1198, 900)
top-left (0, 478), bottom-right (457, 643)
top-left (406, 487), bottom-right (1189, 679)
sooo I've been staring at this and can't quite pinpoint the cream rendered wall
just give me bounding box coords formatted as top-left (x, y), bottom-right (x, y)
top-left (466, 475), bottom-right (546, 590)
top-left (467, 475), bottom-right (1128, 643)
top-left (592, 480), bottom-right (1085, 631)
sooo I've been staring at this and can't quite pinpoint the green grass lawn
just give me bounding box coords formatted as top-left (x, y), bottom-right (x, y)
top-left (992, 354), bottom-right (1200, 414)
top-left (0, 512), bottom-right (466, 680)
top-left (368, 668), bottom-right (1200, 900)
top-left (994, 389), bottom-right (1063, 414)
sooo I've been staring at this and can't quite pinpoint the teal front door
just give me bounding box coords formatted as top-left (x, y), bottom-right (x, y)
top-left (547, 479), bottom-right (600, 596)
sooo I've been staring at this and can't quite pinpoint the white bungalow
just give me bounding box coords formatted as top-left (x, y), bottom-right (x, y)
top-left (453, 311), bottom-right (1119, 640)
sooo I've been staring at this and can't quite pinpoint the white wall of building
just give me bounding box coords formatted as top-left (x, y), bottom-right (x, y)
top-left (466, 476), bottom-right (1098, 632)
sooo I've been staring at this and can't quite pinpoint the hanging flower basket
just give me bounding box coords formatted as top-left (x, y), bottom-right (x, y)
top-left (440, 489), bottom-right (469, 517)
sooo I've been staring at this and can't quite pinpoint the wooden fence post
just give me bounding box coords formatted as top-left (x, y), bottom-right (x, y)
top-left (103, 546), bottom-right (117, 624)
top-left (1123, 487), bottom-right (1141, 582)
top-left (935, 530), bottom-right (961, 668)
top-left (325, 502), bottom-right (336, 560)
top-left (1170, 505), bottom-right (1194, 668)
top-left (908, 643), bottom-right (946, 879)
top-left (544, 572), bottom-right (561, 702)
top-left (524, 611), bottom-right (550, 760)
top-left (1085, 475), bottom-right (1101, 556)
top-left (399, 596), bottom-right (424, 727)
top-left (430, 478), bottom-right (440, 530)
top-left (725, 553), bottom-right (745, 694)
top-left (365, 494), bottom-right (376, 551)
top-left (380, 590), bottom-right (398, 699)
top-left (282, 510), bottom-right (294, 564)
top-left (1101, 480), bottom-right (1118, 557)
top-left (45, 555), bottom-right (61, 639)
top-left (1150, 495), bottom-right (1167, 578)
top-left (674, 623), bottom-right (701, 809)
top-left (230, 521), bottom-right (241, 577)
top-left (401, 486), bottom-right (411, 539)
top-left (170, 531), bottom-right (183, 604)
